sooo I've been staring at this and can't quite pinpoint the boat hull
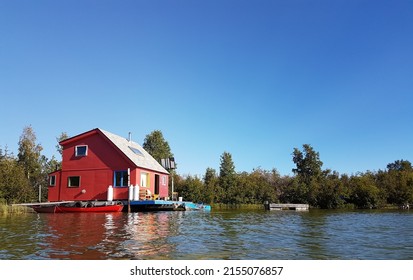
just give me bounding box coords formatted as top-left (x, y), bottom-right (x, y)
top-left (31, 202), bottom-right (124, 213)
top-left (56, 204), bottom-right (123, 213)
top-left (31, 205), bottom-right (59, 213)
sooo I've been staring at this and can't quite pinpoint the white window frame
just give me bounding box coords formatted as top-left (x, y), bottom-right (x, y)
top-left (49, 175), bottom-right (56, 186)
top-left (75, 145), bottom-right (88, 157)
top-left (140, 172), bottom-right (149, 188)
top-left (162, 175), bottom-right (167, 186)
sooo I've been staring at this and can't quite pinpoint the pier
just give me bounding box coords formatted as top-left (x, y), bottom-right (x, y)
top-left (264, 203), bottom-right (309, 211)
top-left (128, 200), bottom-right (211, 212)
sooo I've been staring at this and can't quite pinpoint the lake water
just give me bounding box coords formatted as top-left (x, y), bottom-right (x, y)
top-left (1, 209), bottom-right (412, 260)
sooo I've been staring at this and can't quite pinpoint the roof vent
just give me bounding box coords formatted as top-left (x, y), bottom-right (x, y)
top-left (128, 132), bottom-right (132, 142)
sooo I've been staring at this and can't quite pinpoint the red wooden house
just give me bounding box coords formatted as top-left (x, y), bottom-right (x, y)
top-left (47, 128), bottom-right (169, 202)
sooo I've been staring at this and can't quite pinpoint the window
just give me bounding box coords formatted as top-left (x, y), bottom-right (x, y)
top-left (75, 145), bottom-right (88, 157)
top-left (68, 176), bottom-right (80, 187)
top-left (141, 172), bottom-right (150, 188)
top-left (114, 171), bottom-right (129, 187)
top-left (162, 175), bottom-right (167, 186)
top-left (49, 175), bottom-right (56, 186)
top-left (129, 146), bottom-right (144, 157)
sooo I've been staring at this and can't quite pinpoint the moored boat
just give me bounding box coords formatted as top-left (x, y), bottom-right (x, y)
top-left (31, 201), bottom-right (124, 213)
top-left (31, 205), bottom-right (59, 213)
top-left (183, 202), bottom-right (212, 211)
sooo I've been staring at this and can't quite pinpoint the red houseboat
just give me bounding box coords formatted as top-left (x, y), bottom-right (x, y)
top-left (47, 128), bottom-right (170, 207)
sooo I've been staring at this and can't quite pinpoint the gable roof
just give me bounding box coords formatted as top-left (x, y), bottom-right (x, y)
top-left (98, 129), bottom-right (169, 174)
top-left (61, 128), bottom-right (169, 174)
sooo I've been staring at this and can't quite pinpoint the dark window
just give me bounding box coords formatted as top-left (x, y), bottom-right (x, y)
top-left (75, 145), bottom-right (88, 157)
top-left (114, 171), bottom-right (128, 187)
top-left (68, 176), bottom-right (80, 187)
top-left (49, 175), bottom-right (56, 186)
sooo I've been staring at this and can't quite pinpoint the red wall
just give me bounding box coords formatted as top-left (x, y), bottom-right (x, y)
top-left (48, 170), bottom-right (61, 202)
top-left (48, 130), bottom-right (169, 202)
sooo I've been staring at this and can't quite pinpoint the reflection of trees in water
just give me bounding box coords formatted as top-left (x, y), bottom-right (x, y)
top-left (0, 214), bottom-right (45, 259)
top-left (3, 210), bottom-right (413, 260)
top-left (295, 212), bottom-right (332, 259)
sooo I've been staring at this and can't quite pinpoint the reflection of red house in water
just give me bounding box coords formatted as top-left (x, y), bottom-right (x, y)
top-left (48, 128), bottom-right (169, 202)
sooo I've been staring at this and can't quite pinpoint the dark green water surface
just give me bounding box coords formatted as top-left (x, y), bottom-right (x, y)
top-left (1, 209), bottom-right (412, 260)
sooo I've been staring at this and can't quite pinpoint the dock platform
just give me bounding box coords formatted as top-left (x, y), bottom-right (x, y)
top-left (264, 203), bottom-right (309, 211)
top-left (127, 200), bottom-right (211, 212)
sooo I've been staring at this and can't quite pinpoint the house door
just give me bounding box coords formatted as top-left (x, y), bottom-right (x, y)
top-left (154, 174), bottom-right (160, 195)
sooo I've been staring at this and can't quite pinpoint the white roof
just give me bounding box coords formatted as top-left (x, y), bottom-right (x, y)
top-left (99, 129), bottom-right (169, 174)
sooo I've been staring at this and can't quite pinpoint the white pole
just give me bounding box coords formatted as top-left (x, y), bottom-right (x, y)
top-left (172, 173), bottom-right (174, 199)
top-left (127, 168), bottom-right (130, 186)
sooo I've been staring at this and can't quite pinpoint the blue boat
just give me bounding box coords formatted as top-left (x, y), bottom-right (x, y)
top-left (183, 201), bottom-right (212, 211)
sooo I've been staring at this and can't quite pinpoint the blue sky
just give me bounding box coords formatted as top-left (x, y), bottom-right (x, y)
top-left (1, 0), bottom-right (412, 177)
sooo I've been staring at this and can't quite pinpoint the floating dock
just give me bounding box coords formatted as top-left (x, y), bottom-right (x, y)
top-left (127, 200), bottom-right (211, 212)
top-left (15, 200), bottom-right (211, 213)
top-left (264, 203), bottom-right (309, 211)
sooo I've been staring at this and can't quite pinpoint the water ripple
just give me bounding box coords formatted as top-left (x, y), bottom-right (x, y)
top-left (1, 209), bottom-right (412, 259)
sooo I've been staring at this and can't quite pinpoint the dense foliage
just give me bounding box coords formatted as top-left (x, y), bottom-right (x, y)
top-left (0, 126), bottom-right (58, 204)
top-left (174, 146), bottom-right (413, 209)
top-left (1, 127), bottom-right (412, 209)
top-left (142, 130), bottom-right (173, 163)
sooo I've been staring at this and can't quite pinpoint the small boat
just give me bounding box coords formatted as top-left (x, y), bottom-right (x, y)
top-left (183, 202), bottom-right (212, 211)
top-left (31, 201), bottom-right (124, 213)
top-left (31, 205), bottom-right (60, 213)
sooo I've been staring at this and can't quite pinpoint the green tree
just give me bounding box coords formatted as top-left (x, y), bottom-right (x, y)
top-left (387, 159), bottom-right (412, 172)
top-left (204, 167), bottom-right (218, 203)
top-left (254, 168), bottom-right (280, 203)
top-left (175, 175), bottom-right (205, 203)
top-left (0, 153), bottom-right (34, 203)
top-left (237, 168), bottom-right (280, 204)
top-left (17, 125), bottom-right (43, 187)
top-left (219, 151), bottom-right (237, 203)
top-left (349, 172), bottom-right (384, 209)
top-left (280, 177), bottom-right (309, 204)
top-left (142, 130), bottom-right (175, 197)
top-left (56, 132), bottom-right (69, 157)
top-left (292, 144), bottom-right (323, 205)
top-left (52, 132), bottom-right (69, 170)
top-left (317, 170), bottom-right (346, 209)
top-left (142, 130), bottom-right (173, 164)
top-left (235, 169), bottom-right (266, 204)
top-left (377, 160), bottom-right (413, 205)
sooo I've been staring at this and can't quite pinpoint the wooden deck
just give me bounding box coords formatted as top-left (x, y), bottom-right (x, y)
top-left (264, 203), bottom-right (309, 211)
top-left (128, 200), bottom-right (211, 212)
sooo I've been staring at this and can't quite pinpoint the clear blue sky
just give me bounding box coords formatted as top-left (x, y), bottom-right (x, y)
top-left (1, 0), bottom-right (412, 177)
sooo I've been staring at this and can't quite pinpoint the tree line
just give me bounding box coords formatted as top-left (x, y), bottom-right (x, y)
top-left (174, 146), bottom-right (413, 209)
top-left (1, 127), bottom-right (412, 209)
top-left (0, 126), bottom-right (62, 204)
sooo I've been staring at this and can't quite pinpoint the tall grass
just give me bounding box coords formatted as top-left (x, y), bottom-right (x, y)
top-left (210, 203), bottom-right (266, 211)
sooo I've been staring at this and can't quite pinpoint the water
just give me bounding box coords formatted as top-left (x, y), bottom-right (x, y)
top-left (1, 209), bottom-right (412, 260)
